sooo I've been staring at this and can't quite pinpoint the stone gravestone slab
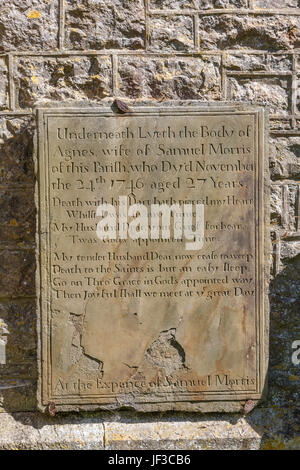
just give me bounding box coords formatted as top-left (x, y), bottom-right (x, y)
top-left (36, 105), bottom-right (268, 413)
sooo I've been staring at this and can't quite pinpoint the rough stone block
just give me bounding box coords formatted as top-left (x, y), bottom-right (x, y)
top-left (297, 77), bottom-right (300, 113)
top-left (270, 183), bottom-right (299, 232)
top-left (0, 249), bottom-right (35, 297)
top-left (0, 381), bottom-right (37, 413)
top-left (0, 412), bottom-right (104, 449)
top-left (268, 54), bottom-right (294, 71)
top-left (269, 254), bottom-right (300, 405)
top-left (117, 56), bottom-right (221, 99)
top-left (148, 15), bottom-right (194, 51)
top-left (269, 137), bottom-right (300, 181)
top-left (253, 0), bottom-right (299, 8)
top-left (224, 53), bottom-right (293, 72)
top-left (104, 418), bottom-right (262, 449)
top-left (0, 57), bottom-right (8, 110)
top-left (227, 76), bottom-right (290, 115)
top-left (0, 189), bottom-right (35, 245)
top-left (0, 0), bottom-right (59, 52)
top-left (198, 15), bottom-right (300, 50)
top-left (0, 301), bottom-right (36, 365)
top-left (0, 297), bottom-right (37, 411)
top-left (0, 117), bottom-right (34, 185)
top-left (199, 0), bottom-right (248, 8)
top-left (15, 56), bottom-right (112, 109)
top-left (149, 0), bottom-right (196, 9)
top-left (65, 0), bottom-right (145, 50)
top-left (225, 53), bottom-right (268, 71)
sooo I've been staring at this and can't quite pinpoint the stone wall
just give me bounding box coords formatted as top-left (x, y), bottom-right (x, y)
top-left (0, 0), bottom-right (299, 449)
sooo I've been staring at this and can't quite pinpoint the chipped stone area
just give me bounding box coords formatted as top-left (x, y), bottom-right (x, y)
top-left (65, 0), bottom-right (145, 50)
top-left (144, 329), bottom-right (188, 376)
top-left (117, 56), bottom-right (221, 99)
top-left (148, 16), bottom-right (195, 52)
top-left (0, 0), bottom-right (59, 52)
top-left (227, 76), bottom-right (291, 115)
top-left (198, 15), bottom-right (300, 50)
top-left (15, 56), bottom-right (112, 109)
top-left (68, 312), bottom-right (103, 381)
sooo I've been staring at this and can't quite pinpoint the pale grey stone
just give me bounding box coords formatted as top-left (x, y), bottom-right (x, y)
top-left (0, 412), bottom-right (104, 450)
top-left (0, 58), bottom-right (8, 110)
top-left (117, 57), bottom-right (221, 99)
top-left (198, 15), bottom-right (300, 50)
top-left (149, 16), bottom-right (194, 51)
top-left (0, 0), bottom-right (59, 52)
top-left (16, 56), bottom-right (112, 109)
top-left (65, 0), bottom-right (145, 50)
top-left (104, 418), bottom-right (262, 450)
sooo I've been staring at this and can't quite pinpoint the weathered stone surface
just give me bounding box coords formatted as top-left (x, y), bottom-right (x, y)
top-left (200, 0), bottom-right (248, 8)
top-left (65, 0), bottom-right (145, 50)
top-left (149, 16), bottom-right (194, 51)
top-left (0, 302), bottom-right (37, 411)
top-left (104, 417), bottom-right (261, 450)
top-left (0, 381), bottom-right (37, 413)
top-left (224, 53), bottom-right (295, 73)
top-left (199, 15), bottom-right (300, 50)
top-left (117, 57), bottom-right (221, 99)
top-left (0, 117), bottom-right (34, 185)
top-left (0, 412), bottom-right (104, 449)
top-left (0, 0), bottom-right (59, 52)
top-left (269, 255), bottom-right (300, 405)
top-left (0, 249), bottom-right (35, 297)
top-left (16, 57), bottom-right (112, 109)
top-left (270, 183), bottom-right (299, 232)
top-left (0, 0), bottom-right (298, 451)
top-left (36, 105), bottom-right (268, 413)
top-left (0, 408), bottom-right (300, 450)
top-left (0, 57), bottom-right (8, 110)
top-left (253, 0), bottom-right (299, 7)
top-left (224, 53), bottom-right (268, 71)
top-left (0, 301), bottom-right (36, 365)
top-left (268, 55), bottom-right (294, 71)
top-left (0, 189), bottom-right (35, 245)
top-left (149, 0), bottom-right (196, 9)
top-left (227, 76), bottom-right (290, 115)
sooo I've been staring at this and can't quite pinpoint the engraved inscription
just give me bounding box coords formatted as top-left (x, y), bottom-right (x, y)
top-left (36, 106), bottom-right (267, 412)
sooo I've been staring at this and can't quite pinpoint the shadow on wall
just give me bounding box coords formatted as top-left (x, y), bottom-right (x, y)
top-left (0, 117), bottom-right (37, 412)
top-left (245, 253), bottom-right (300, 449)
top-left (0, 120), bottom-right (299, 450)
